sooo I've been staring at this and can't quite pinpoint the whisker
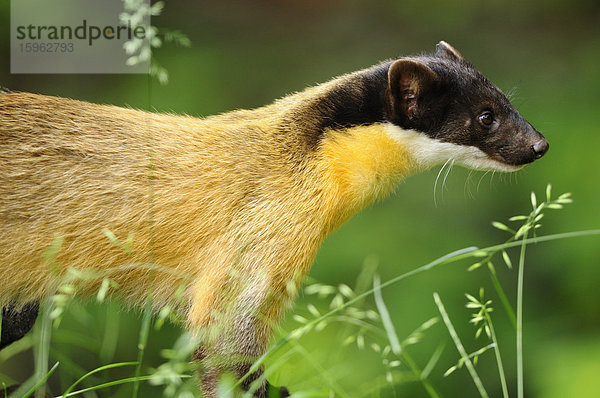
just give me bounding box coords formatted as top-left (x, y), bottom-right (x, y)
top-left (464, 170), bottom-right (475, 199)
top-left (434, 159), bottom-right (452, 207)
top-left (442, 159), bottom-right (455, 193)
top-left (477, 170), bottom-right (490, 192)
top-left (505, 86), bottom-right (519, 102)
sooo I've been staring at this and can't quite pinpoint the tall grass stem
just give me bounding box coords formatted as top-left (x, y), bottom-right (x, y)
top-left (434, 293), bottom-right (489, 398)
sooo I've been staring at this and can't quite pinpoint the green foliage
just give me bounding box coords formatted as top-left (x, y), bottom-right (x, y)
top-left (0, 174), bottom-right (598, 396)
top-left (245, 185), bottom-right (595, 397)
top-left (121, 0), bottom-right (191, 85)
top-left (1, 1), bottom-right (599, 396)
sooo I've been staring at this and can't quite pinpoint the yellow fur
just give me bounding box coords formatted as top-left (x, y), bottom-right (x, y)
top-left (0, 90), bottom-right (424, 325)
top-left (0, 86), bottom-right (426, 394)
top-left (318, 123), bottom-right (418, 229)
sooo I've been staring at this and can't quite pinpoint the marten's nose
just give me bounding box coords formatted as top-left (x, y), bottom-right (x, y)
top-left (532, 139), bottom-right (549, 159)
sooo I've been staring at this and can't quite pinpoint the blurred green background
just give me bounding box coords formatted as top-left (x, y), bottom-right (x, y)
top-left (1, 0), bottom-right (599, 397)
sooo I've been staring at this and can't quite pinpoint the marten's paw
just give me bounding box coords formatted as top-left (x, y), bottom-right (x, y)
top-left (0, 301), bottom-right (39, 349)
top-left (261, 383), bottom-right (289, 397)
top-left (279, 386), bottom-right (290, 397)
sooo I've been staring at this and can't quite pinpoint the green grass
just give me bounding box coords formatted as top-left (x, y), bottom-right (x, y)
top-left (2, 185), bottom-right (597, 397)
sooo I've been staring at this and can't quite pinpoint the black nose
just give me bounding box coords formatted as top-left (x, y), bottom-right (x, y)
top-left (532, 139), bottom-right (549, 159)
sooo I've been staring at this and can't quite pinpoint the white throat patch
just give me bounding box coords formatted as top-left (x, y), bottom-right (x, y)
top-left (384, 123), bottom-right (520, 172)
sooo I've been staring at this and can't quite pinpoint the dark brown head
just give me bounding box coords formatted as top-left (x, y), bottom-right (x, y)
top-left (385, 41), bottom-right (548, 171)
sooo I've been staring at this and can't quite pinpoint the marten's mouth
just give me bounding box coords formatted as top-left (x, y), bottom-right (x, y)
top-left (486, 154), bottom-right (530, 170)
top-left (473, 157), bottom-right (524, 172)
top-left (457, 150), bottom-right (526, 172)
top-left (482, 138), bottom-right (549, 170)
top-left (495, 148), bottom-right (548, 168)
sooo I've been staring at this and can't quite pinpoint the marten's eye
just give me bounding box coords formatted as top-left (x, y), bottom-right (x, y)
top-left (479, 111), bottom-right (494, 127)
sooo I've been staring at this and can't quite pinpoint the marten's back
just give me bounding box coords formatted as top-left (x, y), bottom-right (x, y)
top-left (0, 92), bottom-right (320, 310)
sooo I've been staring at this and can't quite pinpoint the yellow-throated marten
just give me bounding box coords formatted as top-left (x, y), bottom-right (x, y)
top-left (0, 42), bottom-right (548, 396)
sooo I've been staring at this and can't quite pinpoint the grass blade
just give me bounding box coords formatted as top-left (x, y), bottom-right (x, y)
top-left (484, 315), bottom-right (509, 398)
top-left (132, 294), bottom-right (153, 398)
top-left (434, 293), bottom-right (489, 398)
top-left (422, 343), bottom-right (445, 379)
top-left (22, 362), bottom-right (60, 398)
top-left (373, 274), bottom-right (401, 355)
top-left (57, 374), bottom-right (190, 397)
top-left (33, 300), bottom-right (54, 398)
top-left (62, 362), bottom-right (139, 396)
top-left (400, 350), bottom-right (443, 398)
top-left (487, 266), bottom-right (517, 329)
top-left (234, 229), bottom-right (600, 390)
top-left (516, 232), bottom-right (528, 398)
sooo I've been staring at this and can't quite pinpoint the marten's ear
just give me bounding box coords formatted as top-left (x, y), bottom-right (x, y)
top-left (435, 41), bottom-right (463, 61)
top-left (387, 59), bottom-right (438, 121)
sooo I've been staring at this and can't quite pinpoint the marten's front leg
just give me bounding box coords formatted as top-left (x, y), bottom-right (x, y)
top-left (189, 273), bottom-right (291, 397)
top-left (193, 310), bottom-right (289, 397)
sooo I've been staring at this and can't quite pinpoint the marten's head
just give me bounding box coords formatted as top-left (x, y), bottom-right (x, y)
top-left (385, 41), bottom-right (548, 171)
